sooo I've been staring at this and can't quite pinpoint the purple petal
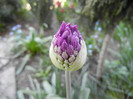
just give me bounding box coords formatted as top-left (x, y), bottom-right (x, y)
top-left (16, 24), bottom-right (21, 28)
top-left (26, 35), bottom-right (30, 40)
top-left (9, 32), bottom-right (14, 35)
top-left (76, 43), bottom-right (81, 52)
top-left (53, 38), bottom-right (57, 46)
top-left (66, 34), bottom-right (72, 43)
top-left (56, 21), bottom-right (66, 37)
top-left (3, 37), bottom-right (7, 41)
top-left (65, 26), bottom-right (71, 34)
top-left (72, 25), bottom-right (78, 32)
top-left (67, 45), bottom-right (74, 56)
top-left (60, 21), bottom-right (66, 35)
top-left (70, 25), bottom-right (78, 33)
top-left (17, 29), bottom-right (22, 34)
top-left (73, 31), bottom-right (78, 36)
top-left (61, 40), bottom-right (68, 51)
top-left (12, 26), bottom-right (17, 31)
top-left (71, 36), bottom-right (78, 48)
top-left (56, 37), bottom-right (63, 46)
top-left (62, 31), bottom-right (69, 39)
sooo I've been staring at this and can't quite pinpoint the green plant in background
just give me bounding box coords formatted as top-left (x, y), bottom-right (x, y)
top-left (85, 35), bottom-right (101, 56)
top-left (101, 22), bottom-right (133, 99)
top-left (55, 0), bottom-right (78, 24)
top-left (18, 65), bottom-right (91, 99)
top-left (85, 27), bottom-right (103, 56)
top-left (11, 26), bottom-right (52, 56)
top-left (9, 25), bottom-right (52, 75)
top-left (17, 71), bottom-right (65, 99)
top-left (0, 0), bottom-right (29, 31)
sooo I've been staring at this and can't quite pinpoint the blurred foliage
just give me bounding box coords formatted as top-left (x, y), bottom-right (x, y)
top-left (78, 21), bottom-right (133, 99)
top-left (55, 0), bottom-right (79, 24)
top-left (11, 26), bottom-right (52, 56)
top-left (0, 0), bottom-right (19, 31)
top-left (82, 0), bottom-right (133, 26)
top-left (28, 0), bottom-right (53, 27)
top-left (17, 67), bottom-right (91, 99)
top-left (0, 0), bottom-right (28, 32)
top-left (0, 0), bottom-right (53, 32)
top-left (9, 25), bottom-right (52, 75)
top-left (0, 0), bottom-right (21, 22)
top-left (101, 22), bottom-right (133, 98)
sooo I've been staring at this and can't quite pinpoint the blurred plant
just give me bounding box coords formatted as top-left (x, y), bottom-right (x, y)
top-left (27, 0), bottom-right (53, 27)
top-left (55, 0), bottom-right (66, 23)
top-left (11, 26), bottom-right (52, 56)
top-left (101, 22), bottom-right (133, 98)
top-left (114, 22), bottom-right (132, 43)
top-left (0, 0), bottom-right (29, 31)
top-left (85, 33), bottom-right (103, 56)
top-left (72, 72), bottom-right (90, 99)
top-left (18, 67), bottom-right (91, 99)
top-left (10, 26), bottom-right (52, 75)
top-left (17, 72), bottom-right (65, 99)
top-left (25, 58), bottom-right (52, 80)
top-left (70, 3), bottom-right (74, 9)
top-left (55, 0), bottom-right (78, 23)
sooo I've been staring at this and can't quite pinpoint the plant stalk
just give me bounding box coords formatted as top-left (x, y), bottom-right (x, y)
top-left (65, 71), bottom-right (71, 99)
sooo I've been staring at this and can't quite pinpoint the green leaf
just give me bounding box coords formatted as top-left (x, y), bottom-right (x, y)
top-left (78, 88), bottom-right (90, 99)
top-left (81, 72), bottom-right (88, 89)
top-left (17, 90), bottom-right (25, 99)
top-left (43, 81), bottom-right (56, 94)
top-left (34, 79), bottom-right (42, 99)
top-left (42, 36), bottom-right (52, 43)
top-left (28, 76), bottom-right (36, 90)
top-left (39, 26), bottom-right (44, 38)
top-left (12, 49), bottom-right (26, 59)
top-left (51, 72), bottom-right (56, 87)
top-left (45, 67), bottom-right (52, 76)
top-left (26, 65), bottom-right (36, 72)
top-left (46, 94), bottom-right (65, 99)
top-left (16, 54), bottom-right (30, 75)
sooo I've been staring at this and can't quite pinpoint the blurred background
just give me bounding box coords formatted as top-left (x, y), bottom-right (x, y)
top-left (0, 0), bottom-right (133, 99)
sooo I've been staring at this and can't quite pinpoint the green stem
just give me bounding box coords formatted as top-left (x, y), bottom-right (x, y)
top-left (65, 71), bottom-right (71, 99)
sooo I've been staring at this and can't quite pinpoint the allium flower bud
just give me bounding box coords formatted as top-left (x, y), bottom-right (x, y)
top-left (49, 21), bottom-right (87, 71)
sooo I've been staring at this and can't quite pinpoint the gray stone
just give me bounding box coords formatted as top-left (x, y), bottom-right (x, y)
top-left (0, 67), bottom-right (16, 99)
top-left (0, 59), bottom-right (9, 68)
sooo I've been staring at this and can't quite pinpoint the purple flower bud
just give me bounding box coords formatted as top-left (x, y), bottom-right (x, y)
top-left (53, 21), bottom-right (83, 56)
top-left (50, 21), bottom-right (87, 71)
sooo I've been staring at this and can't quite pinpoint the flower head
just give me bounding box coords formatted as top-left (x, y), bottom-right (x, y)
top-left (56, 1), bottom-right (61, 8)
top-left (59, 8), bottom-right (66, 13)
top-left (9, 32), bottom-right (14, 35)
top-left (49, 21), bottom-right (87, 71)
top-left (70, 4), bottom-right (74, 9)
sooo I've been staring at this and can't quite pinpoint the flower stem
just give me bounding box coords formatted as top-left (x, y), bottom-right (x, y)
top-left (65, 71), bottom-right (71, 99)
